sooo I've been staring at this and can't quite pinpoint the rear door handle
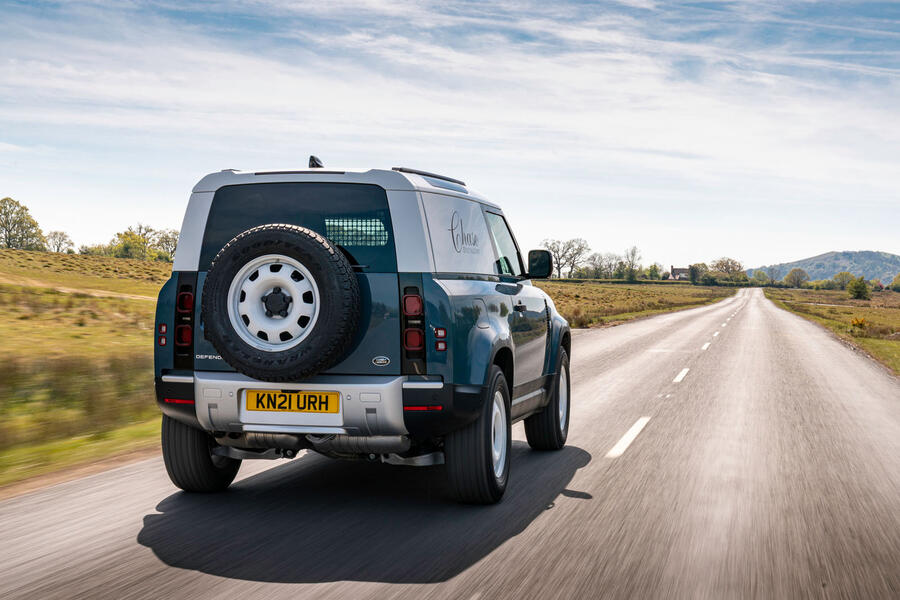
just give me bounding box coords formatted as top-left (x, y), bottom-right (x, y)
top-left (514, 303), bottom-right (527, 312)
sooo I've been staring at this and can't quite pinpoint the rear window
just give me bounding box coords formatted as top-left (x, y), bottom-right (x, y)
top-left (200, 183), bottom-right (397, 272)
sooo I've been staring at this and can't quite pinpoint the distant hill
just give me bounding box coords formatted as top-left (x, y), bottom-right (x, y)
top-left (749, 251), bottom-right (900, 283)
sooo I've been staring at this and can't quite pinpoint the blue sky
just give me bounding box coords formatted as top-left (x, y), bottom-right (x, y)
top-left (1, 0), bottom-right (898, 269)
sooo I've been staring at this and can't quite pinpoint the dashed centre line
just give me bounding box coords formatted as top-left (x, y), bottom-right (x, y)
top-left (673, 368), bottom-right (690, 383)
top-left (606, 417), bottom-right (651, 458)
top-left (701, 342), bottom-right (711, 350)
top-left (713, 331), bottom-right (720, 337)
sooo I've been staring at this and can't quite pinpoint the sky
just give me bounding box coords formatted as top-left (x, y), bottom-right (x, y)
top-left (1, 0), bottom-right (898, 269)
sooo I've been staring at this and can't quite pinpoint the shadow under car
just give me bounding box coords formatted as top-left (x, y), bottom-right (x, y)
top-left (137, 442), bottom-right (592, 584)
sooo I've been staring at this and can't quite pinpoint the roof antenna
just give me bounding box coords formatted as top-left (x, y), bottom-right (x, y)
top-left (309, 155), bottom-right (324, 168)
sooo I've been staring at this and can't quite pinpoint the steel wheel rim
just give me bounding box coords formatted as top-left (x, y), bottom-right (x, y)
top-left (491, 390), bottom-right (508, 478)
top-left (226, 254), bottom-right (320, 352)
top-left (558, 367), bottom-right (568, 433)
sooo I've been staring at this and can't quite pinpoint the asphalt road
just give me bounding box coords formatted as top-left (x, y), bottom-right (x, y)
top-left (2, 288), bottom-right (899, 599)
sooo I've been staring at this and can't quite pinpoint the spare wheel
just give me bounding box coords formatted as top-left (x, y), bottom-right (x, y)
top-left (201, 223), bottom-right (360, 382)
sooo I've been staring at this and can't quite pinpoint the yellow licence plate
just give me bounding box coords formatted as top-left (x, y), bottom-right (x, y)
top-left (245, 390), bottom-right (340, 413)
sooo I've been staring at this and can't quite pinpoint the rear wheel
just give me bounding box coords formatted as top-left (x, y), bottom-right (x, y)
top-left (524, 348), bottom-right (570, 450)
top-left (445, 366), bottom-right (511, 504)
top-left (161, 415), bottom-right (240, 492)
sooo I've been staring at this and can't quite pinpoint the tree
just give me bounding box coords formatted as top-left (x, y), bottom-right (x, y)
top-left (564, 238), bottom-right (591, 278)
top-left (541, 238), bottom-right (591, 278)
top-left (79, 243), bottom-right (113, 256)
top-left (541, 239), bottom-right (570, 278)
top-left (585, 252), bottom-right (619, 279)
top-left (847, 276), bottom-right (870, 300)
top-left (46, 230), bottom-right (73, 253)
top-left (110, 224), bottom-right (158, 260)
top-left (599, 252), bottom-right (619, 278)
top-left (702, 271), bottom-right (727, 286)
top-left (783, 268), bottom-right (810, 288)
top-left (0, 197), bottom-right (46, 250)
top-left (155, 228), bottom-right (179, 257)
top-left (765, 266), bottom-right (783, 284)
top-left (891, 273), bottom-right (900, 292)
top-left (647, 263), bottom-right (661, 280)
top-left (752, 270), bottom-right (770, 285)
top-left (688, 263), bottom-right (708, 284)
top-left (623, 245), bottom-right (642, 281)
top-left (711, 257), bottom-right (744, 278)
top-left (832, 271), bottom-right (853, 290)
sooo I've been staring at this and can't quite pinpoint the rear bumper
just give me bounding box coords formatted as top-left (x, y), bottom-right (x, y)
top-left (155, 372), bottom-right (485, 441)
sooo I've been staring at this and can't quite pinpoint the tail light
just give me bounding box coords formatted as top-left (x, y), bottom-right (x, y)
top-left (403, 328), bottom-right (424, 351)
top-left (400, 286), bottom-right (426, 374)
top-left (177, 292), bottom-right (194, 313)
top-left (175, 324), bottom-right (193, 347)
top-left (172, 275), bottom-right (197, 370)
top-left (402, 294), bottom-right (424, 316)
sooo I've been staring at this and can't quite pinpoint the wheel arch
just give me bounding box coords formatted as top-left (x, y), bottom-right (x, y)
top-left (491, 345), bottom-right (514, 396)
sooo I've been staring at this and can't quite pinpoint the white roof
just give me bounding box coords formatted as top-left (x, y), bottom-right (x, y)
top-left (191, 167), bottom-right (498, 209)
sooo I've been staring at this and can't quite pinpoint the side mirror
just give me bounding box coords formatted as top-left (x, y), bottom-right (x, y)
top-left (527, 249), bottom-right (552, 279)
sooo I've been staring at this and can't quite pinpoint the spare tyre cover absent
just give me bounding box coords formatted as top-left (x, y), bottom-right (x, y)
top-left (201, 223), bottom-right (361, 382)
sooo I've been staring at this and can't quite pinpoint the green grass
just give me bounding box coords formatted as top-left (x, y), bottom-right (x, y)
top-left (0, 418), bottom-right (160, 488)
top-left (536, 281), bottom-right (736, 328)
top-left (0, 251), bottom-right (737, 489)
top-left (0, 248), bottom-right (169, 297)
top-left (0, 250), bottom-right (165, 488)
top-left (0, 283), bottom-right (155, 360)
top-left (765, 288), bottom-right (900, 375)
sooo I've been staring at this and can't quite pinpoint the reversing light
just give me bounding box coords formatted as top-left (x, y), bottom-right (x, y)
top-left (402, 294), bottom-right (424, 316)
top-left (158, 323), bottom-right (167, 334)
top-left (434, 327), bottom-right (446, 338)
top-left (435, 340), bottom-right (447, 351)
top-left (158, 336), bottom-right (167, 346)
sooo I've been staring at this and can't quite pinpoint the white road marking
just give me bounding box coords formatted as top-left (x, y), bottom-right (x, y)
top-left (673, 368), bottom-right (690, 383)
top-left (713, 331), bottom-right (720, 337)
top-left (701, 342), bottom-right (711, 350)
top-left (606, 417), bottom-right (651, 458)
top-left (722, 322), bottom-right (727, 327)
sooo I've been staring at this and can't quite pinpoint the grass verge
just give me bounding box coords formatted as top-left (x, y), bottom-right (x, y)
top-left (765, 288), bottom-right (900, 375)
top-left (536, 281), bottom-right (736, 328)
top-left (0, 417), bottom-right (160, 489)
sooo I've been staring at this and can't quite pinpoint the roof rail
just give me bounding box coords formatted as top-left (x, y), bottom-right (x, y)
top-left (392, 167), bottom-right (466, 187)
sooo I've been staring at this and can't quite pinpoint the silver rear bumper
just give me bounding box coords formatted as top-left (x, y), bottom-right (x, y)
top-left (192, 371), bottom-right (415, 436)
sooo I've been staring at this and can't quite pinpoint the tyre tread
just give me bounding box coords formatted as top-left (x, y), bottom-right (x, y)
top-left (524, 348), bottom-right (569, 451)
top-left (161, 415), bottom-right (240, 492)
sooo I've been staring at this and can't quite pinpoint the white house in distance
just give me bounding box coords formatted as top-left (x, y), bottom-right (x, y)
top-left (670, 266), bottom-right (690, 280)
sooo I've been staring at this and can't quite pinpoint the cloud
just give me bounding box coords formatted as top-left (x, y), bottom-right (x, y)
top-left (0, 0), bottom-right (898, 263)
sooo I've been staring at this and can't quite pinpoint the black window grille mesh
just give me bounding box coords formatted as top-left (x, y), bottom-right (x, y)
top-left (325, 217), bottom-right (389, 247)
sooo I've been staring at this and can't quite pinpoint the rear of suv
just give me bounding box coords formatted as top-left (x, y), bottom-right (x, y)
top-left (155, 162), bottom-right (571, 503)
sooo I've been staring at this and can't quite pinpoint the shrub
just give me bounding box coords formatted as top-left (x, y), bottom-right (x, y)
top-left (847, 276), bottom-right (871, 300)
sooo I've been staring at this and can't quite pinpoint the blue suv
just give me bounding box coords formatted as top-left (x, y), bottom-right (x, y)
top-left (154, 162), bottom-right (571, 503)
